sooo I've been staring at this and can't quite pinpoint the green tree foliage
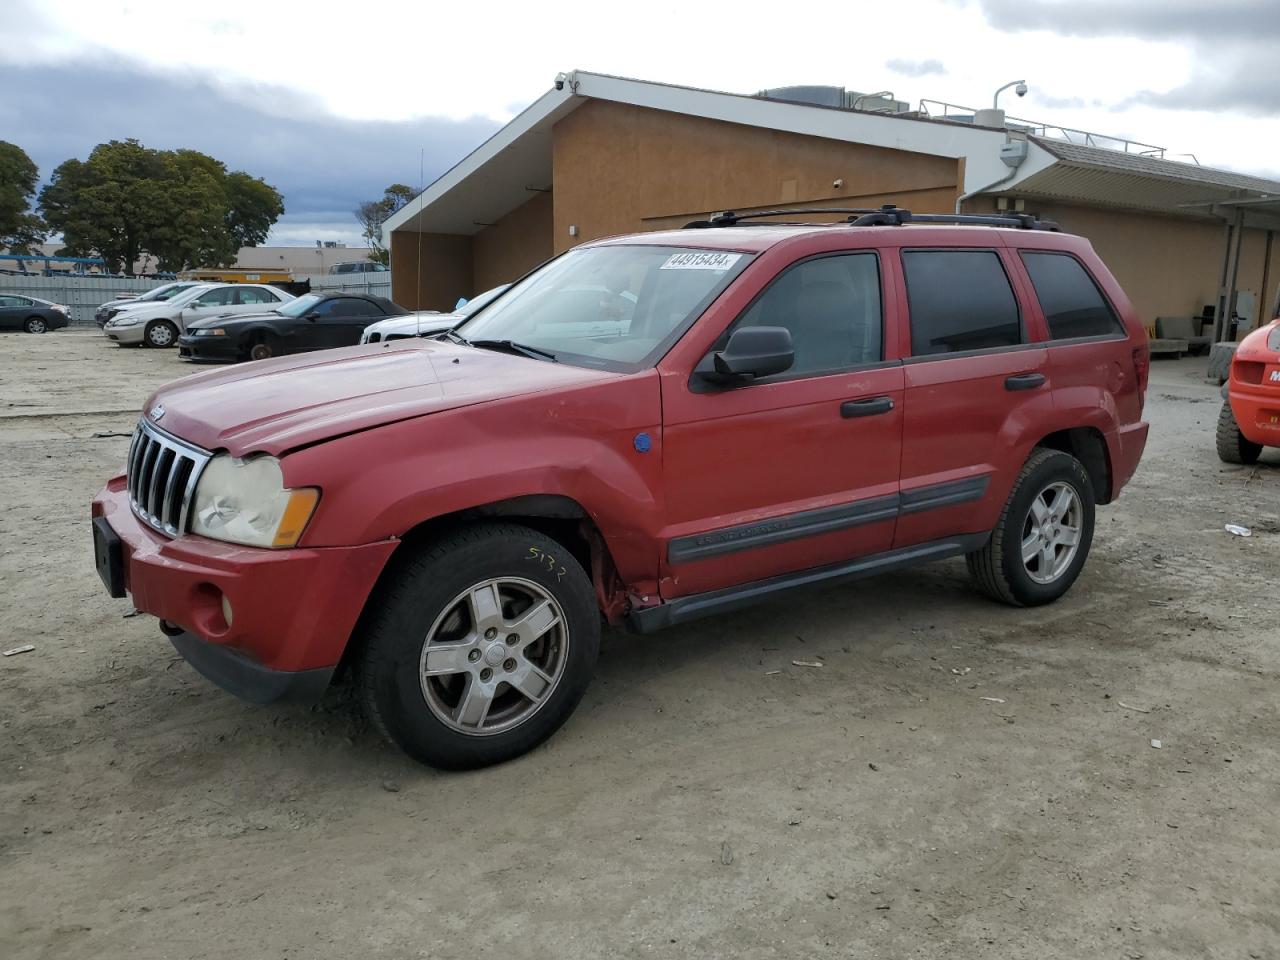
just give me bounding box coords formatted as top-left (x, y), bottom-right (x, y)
top-left (0, 141), bottom-right (45, 252)
top-left (355, 183), bottom-right (417, 266)
top-left (38, 139), bottom-right (284, 274)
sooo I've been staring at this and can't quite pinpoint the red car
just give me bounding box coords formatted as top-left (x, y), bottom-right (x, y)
top-left (91, 208), bottom-right (1150, 769)
top-left (1217, 317), bottom-right (1280, 464)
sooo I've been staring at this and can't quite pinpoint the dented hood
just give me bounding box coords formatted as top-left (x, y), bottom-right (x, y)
top-left (146, 339), bottom-right (617, 456)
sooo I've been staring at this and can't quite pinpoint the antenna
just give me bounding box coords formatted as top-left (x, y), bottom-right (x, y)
top-left (415, 146), bottom-right (424, 339)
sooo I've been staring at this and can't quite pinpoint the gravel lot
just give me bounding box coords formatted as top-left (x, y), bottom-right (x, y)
top-left (2, 330), bottom-right (1278, 960)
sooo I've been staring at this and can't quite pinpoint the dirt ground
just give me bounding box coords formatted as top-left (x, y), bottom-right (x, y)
top-left (1, 330), bottom-right (1277, 960)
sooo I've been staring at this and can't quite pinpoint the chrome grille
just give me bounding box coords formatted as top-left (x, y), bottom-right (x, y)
top-left (126, 419), bottom-right (212, 537)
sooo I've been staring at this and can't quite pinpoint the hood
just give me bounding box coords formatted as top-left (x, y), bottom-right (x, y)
top-left (369, 312), bottom-right (459, 336)
top-left (146, 339), bottom-right (620, 456)
top-left (186, 310), bottom-right (282, 330)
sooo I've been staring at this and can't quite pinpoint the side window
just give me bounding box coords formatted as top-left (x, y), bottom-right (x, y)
top-left (200, 288), bottom-right (235, 307)
top-left (328, 298), bottom-right (381, 317)
top-left (0, 296), bottom-right (22, 307)
top-left (731, 253), bottom-right (882, 377)
top-left (902, 250), bottom-right (1021, 356)
top-left (1021, 252), bottom-right (1123, 340)
top-left (236, 287), bottom-right (272, 305)
top-left (310, 300), bottom-right (340, 317)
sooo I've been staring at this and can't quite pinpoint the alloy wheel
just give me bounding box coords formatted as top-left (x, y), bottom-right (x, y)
top-left (1020, 481), bottom-right (1082, 584)
top-left (418, 577), bottom-right (568, 736)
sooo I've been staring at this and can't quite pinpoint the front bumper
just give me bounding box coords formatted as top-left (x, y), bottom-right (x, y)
top-left (105, 323), bottom-right (145, 345)
top-left (91, 475), bottom-right (398, 702)
top-left (177, 335), bottom-right (239, 362)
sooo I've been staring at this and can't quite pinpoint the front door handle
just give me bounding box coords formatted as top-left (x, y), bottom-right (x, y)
top-left (841, 396), bottom-right (895, 418)
top-left (1005, 372), bottom-right (1046, 391)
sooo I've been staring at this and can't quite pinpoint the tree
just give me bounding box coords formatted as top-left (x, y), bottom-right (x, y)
top-left (38, 139), bottom-right (284, 275)
top-left (0, 141), bottom-right (45, 252)
top-left (355, 183), bottom-right (416, 266)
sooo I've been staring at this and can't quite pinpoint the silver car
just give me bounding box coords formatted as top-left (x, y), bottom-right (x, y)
top-left (104, 283), bottom-right (294, 348)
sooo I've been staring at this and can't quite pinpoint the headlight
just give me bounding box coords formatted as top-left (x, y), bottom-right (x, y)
top-left (196, 328), bottom-right (226, 337)
top-left (112, 316), bottom-right (141, 327)
top-left (191, 454), bottom-right (319, 548)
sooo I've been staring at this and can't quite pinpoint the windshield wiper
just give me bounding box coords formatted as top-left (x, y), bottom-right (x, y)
top-left (445, 329), bottom-right (470, 345)
top-left (466, 338), bottom-right (558, 362)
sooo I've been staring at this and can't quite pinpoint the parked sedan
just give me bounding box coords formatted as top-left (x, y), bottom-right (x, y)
top-left (95, 281), bottom-right (205, 327)
top-left (178, 291), bottom-right (409, 362)
top-left (104, 283), bottom-right (293, 347)
top-left (0, 294), bottom-right (71, 333)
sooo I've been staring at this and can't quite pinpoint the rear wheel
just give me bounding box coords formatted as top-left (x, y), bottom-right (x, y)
top-left (144, 319), bottom-right (178, 348)
top-left (966, 448), bottom-right (1095, 607)
top-left (24, 316), bottom-right (47, 334)
top-left (357, 523), bottom-right (600, 769)
top-left (1215, 401), bottom-right (1262, 465)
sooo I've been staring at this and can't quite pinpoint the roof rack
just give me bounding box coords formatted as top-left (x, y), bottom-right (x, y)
top-left (848, 204), bottom-right (1060, 231)
top-left (683, 204), bottom-right (1060, 232)
top-left (684, 208), bottom-right (884, 228)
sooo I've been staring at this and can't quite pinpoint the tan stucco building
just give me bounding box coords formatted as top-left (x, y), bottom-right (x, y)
top-left (384, 72), bottom-right (1280, 337)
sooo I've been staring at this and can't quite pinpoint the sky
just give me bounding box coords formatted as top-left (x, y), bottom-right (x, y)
top-left (2, 0), bottom-right (1277, 248)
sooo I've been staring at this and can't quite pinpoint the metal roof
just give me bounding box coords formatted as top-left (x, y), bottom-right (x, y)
top-left (1010, 138), bottom-right (1280, 224)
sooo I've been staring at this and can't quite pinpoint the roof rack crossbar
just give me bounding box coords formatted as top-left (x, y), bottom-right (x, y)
top-left (848, 205), bottom-right (1060, 231)
top-left (684, 208), bottom-right (885, 229)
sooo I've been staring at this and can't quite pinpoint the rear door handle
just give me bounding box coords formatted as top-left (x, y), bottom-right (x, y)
top-left (1004, 373), bottom-right (1046, 391)
top-left (841, 396), bottom-right (895, 418)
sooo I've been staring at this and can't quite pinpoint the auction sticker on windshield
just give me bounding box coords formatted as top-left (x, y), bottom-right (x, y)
top-left (660, 251), bottom-right (742, 271)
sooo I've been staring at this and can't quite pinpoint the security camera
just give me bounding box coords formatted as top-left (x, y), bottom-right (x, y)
top-left (555, 72), bottom-right (567, 91)
top-left (1015, 82), bottom-right (1028, 97)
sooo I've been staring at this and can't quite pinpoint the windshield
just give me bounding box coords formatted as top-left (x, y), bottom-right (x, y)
top-left (277, 293), bottom-right (323, 318)
top-left (456, 246), bottom-right (749, 370)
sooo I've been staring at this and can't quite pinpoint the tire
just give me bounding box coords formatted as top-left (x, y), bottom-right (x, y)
top-left (357, 523), bottom-right (600, 769)
top-left (1215, 401), bottom-right (1262, 465)
top-left (24, 316), bottom-right (47, 334)
top-left (144, 319), bottom-right (178, 348)
top-left (966, 448), bottom-right (1096, 607)
top-left (248, 337), bottom-right (277, 361)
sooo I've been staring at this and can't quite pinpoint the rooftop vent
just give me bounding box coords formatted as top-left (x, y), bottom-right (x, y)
top-left (756, 86), bottom-right (911, 114)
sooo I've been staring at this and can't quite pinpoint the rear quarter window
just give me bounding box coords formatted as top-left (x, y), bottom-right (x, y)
top-left (1021, 252), bottom-right (1123, 340)
top-left (902, 249), bottom-right (1022, 356)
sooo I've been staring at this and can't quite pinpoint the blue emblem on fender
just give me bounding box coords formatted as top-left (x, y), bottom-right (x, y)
top-left (633, 432), bottom-right (652, 453)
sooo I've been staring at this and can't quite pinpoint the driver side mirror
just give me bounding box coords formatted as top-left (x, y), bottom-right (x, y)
top-left (305, 312), bottom-right (320, 321)
top-left (697, 326), bottom-right (794, 386)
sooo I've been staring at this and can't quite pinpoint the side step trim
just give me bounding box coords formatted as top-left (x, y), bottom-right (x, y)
top-left (628, 533), bottom-right (990, 633)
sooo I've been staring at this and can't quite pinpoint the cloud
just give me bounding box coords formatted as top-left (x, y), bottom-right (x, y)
top-left (977, 0), bottom-right (1280, 115)
top-left (0, 58), bottom-right (501, 244)
top-left (885, 58), bottom-right (947, 78)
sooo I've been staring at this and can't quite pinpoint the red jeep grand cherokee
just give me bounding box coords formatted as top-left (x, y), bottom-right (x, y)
top-left (91, 208), bottom-right (1150, 769)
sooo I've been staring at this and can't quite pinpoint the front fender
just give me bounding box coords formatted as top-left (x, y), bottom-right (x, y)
top-left (281, 375), bottom-right (664, 586)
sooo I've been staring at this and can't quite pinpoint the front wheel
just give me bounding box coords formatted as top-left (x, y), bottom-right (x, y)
top-left (357, 523), bottom-right (600, 769)
top-left (1215, 401), bottom-right (1263, 465)
top-left (24, 316), bottom-right (48, 334)
top-left (144, 319), bottom-right (178, 348)
top-left (247, 337), bottom-right (277, 361)
top-left (966, 448), bottom-right (1096, 607)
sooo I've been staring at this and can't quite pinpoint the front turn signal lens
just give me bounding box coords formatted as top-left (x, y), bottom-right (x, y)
top-left (272, 488), bottom-right (320, 548)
